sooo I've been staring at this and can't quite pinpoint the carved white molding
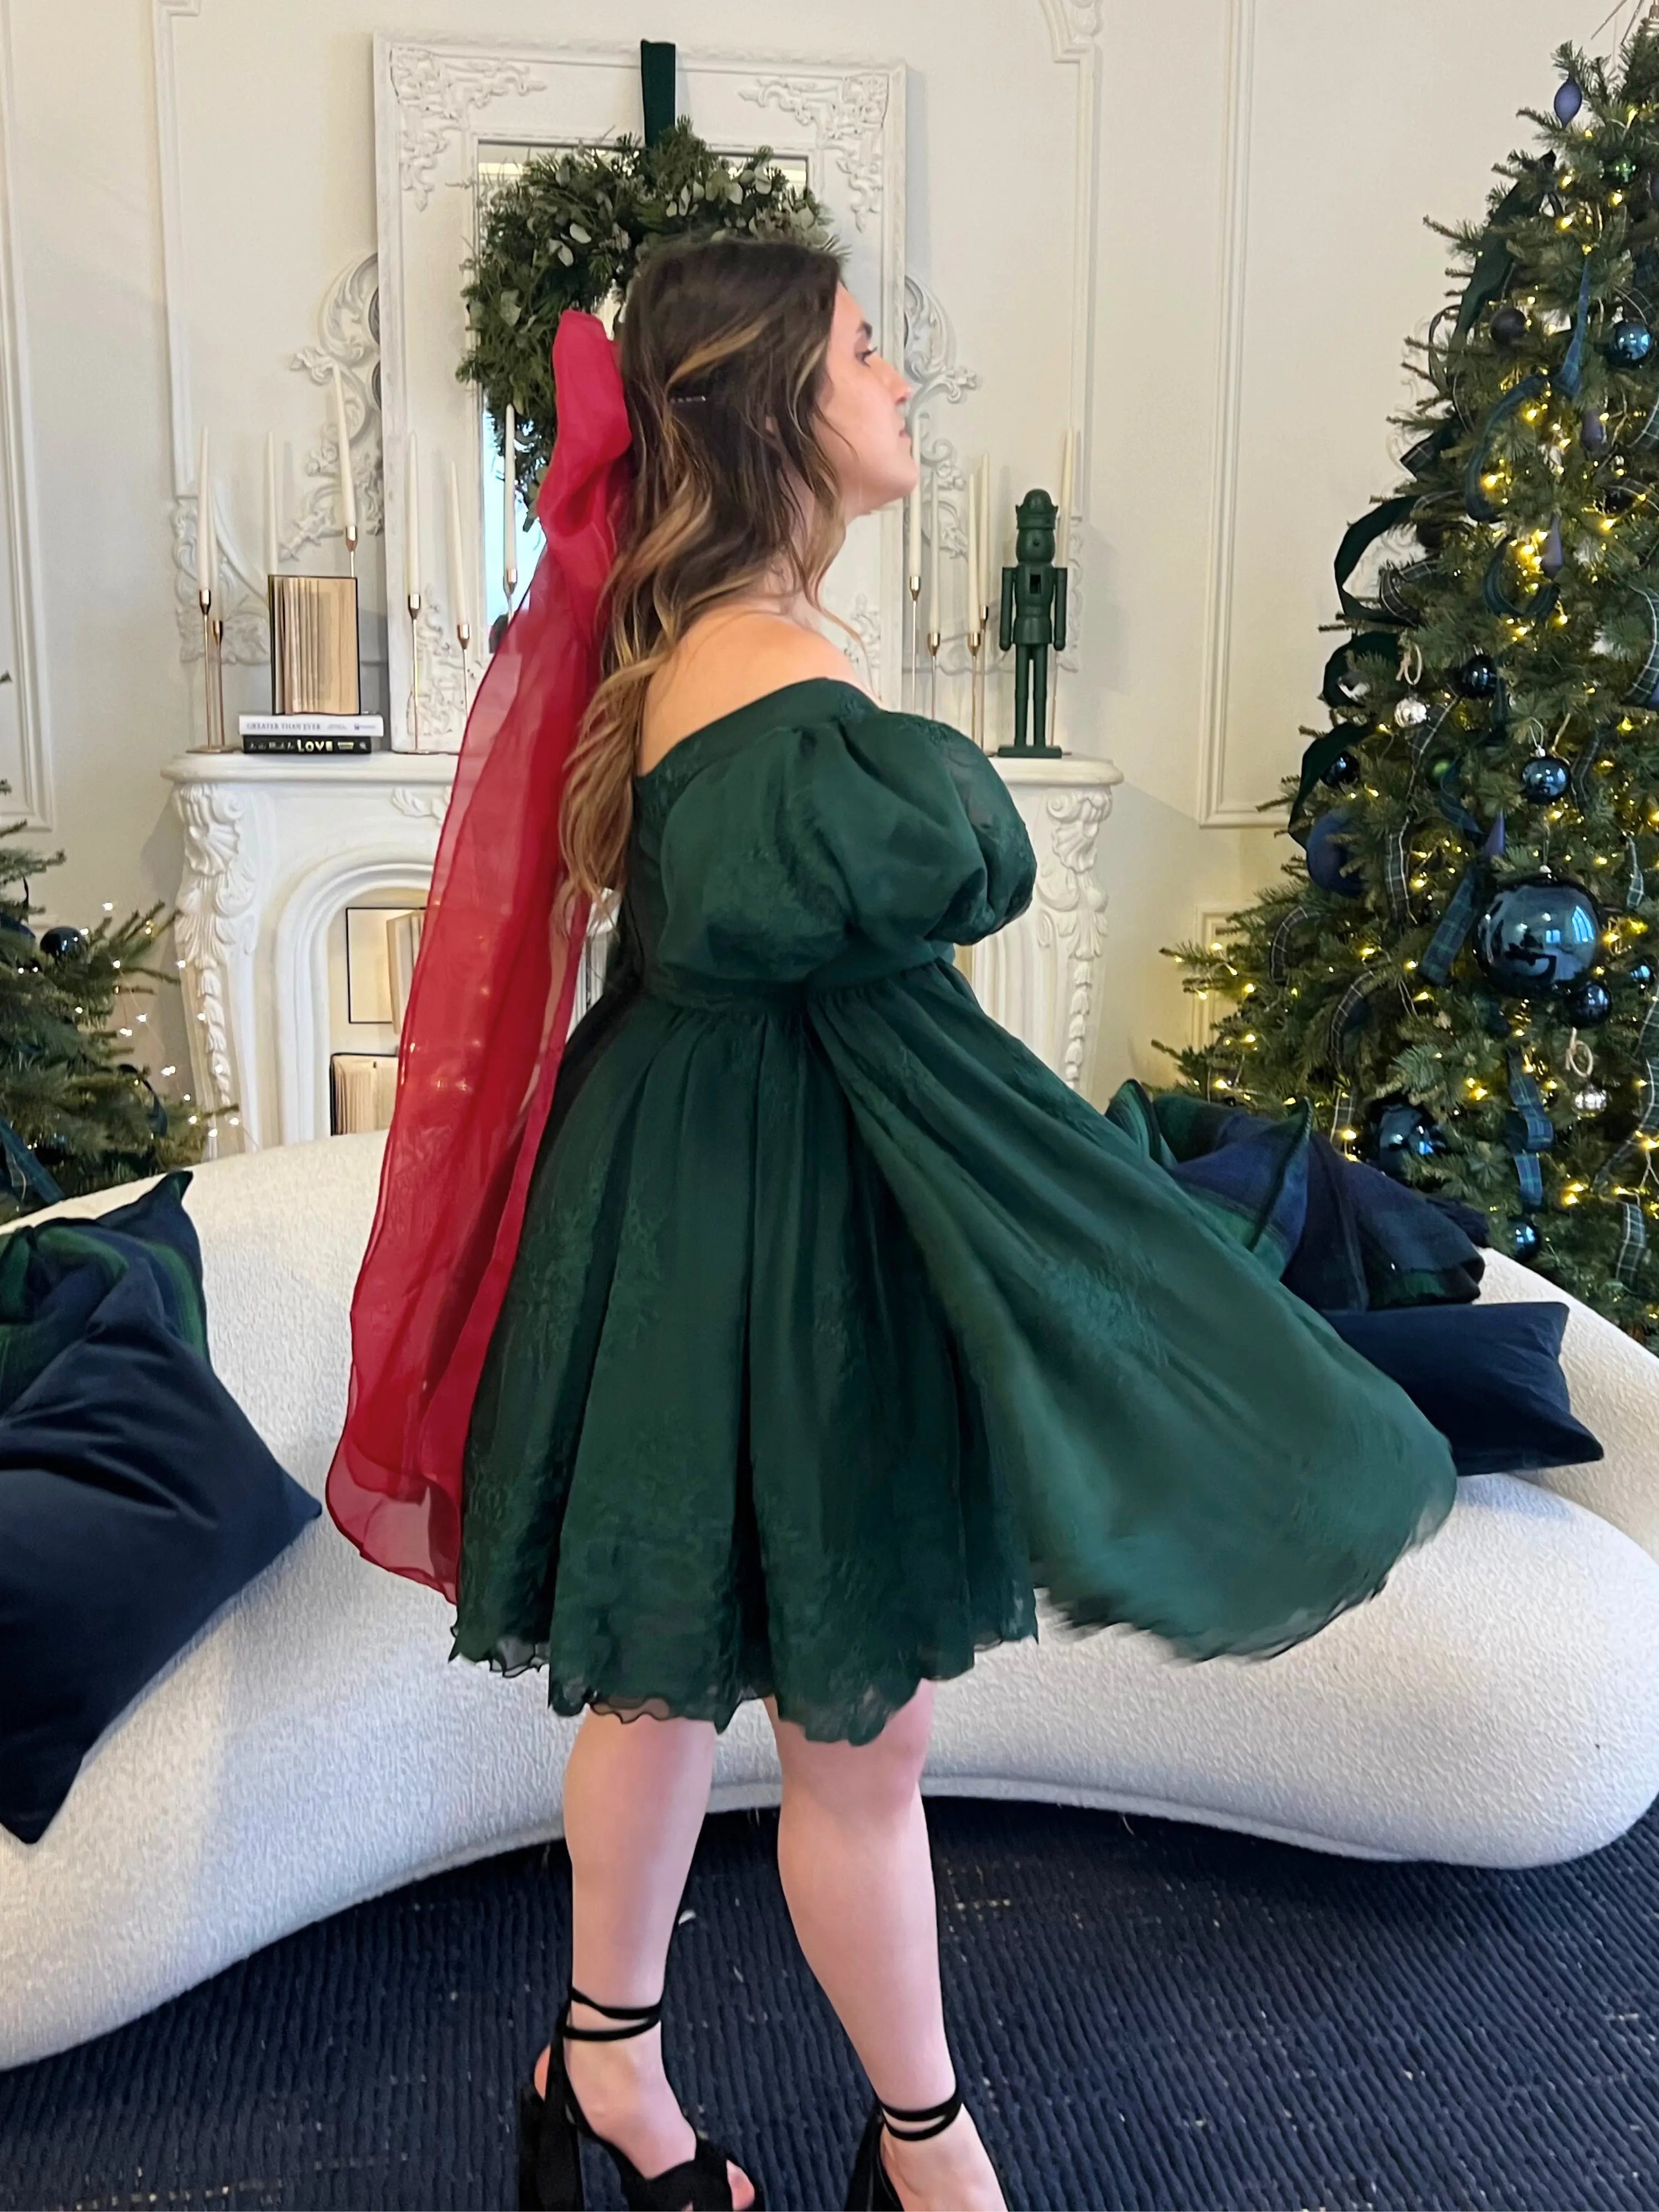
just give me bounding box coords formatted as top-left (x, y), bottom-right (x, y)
top-left (389, 784), bottom-right (451, 826)
top-left (1038, 0), bottom-right (1107, 57)
top-left (968, 756), bottom-right (1121, 1092)
top-left (388, 46), bottom-right (549, 212)
top-left (903, 274), bottom-right (979, 687)
top-left (738, 71), bottom-right (889, 233)
top-left (0, 0), bottom-right (53, 828)
top-left (1196, 0), bottom-right (1260, 828)
top-left (170, 254), bottom-right (384, 668)
top-left (169, 780), bottom-right (264, 1128)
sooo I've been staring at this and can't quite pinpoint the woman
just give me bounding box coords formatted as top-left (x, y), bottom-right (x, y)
top-left (327, 233), bottom-right (1457, 2212)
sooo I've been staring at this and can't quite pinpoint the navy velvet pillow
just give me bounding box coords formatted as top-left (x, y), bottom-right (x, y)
top-left (0, 1261), bottom-right (319, 1845)
top-left (1323, 1300), bottom-right (1604, 1478)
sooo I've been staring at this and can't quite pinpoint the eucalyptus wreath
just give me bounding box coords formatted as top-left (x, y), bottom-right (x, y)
top-left (457, 118), bottom-right (834, 489)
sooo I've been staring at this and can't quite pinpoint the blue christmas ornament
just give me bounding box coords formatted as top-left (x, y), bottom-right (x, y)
top-left (1608, 317), bottom-right (1654, 368)
top-left (1474, 876), bottom-right (1601, 997)
top-left (1565, 975), bottom-right (1612, 1025)
top-left (1509, 1218), bottom-right (1542, 1259)
top-left (1519, 755), bottom-right (1571, 802)
top-left (39, 924), bottom-right (86, 960)
top-left (1554, 77), bottom-right (1584, 124)
top-left (1305, 809), bottom-right (1367, 898)
top-left (1628, 959), bottom-right (1656, 991)
top-left (1366, 1098), bottom-right (1442, 1182)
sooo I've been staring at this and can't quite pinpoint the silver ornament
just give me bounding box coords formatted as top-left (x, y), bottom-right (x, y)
top-left (1573, 1084), bottom-right (1609, 1114)
top-left (1394, 695), bottom-right (1430, 729)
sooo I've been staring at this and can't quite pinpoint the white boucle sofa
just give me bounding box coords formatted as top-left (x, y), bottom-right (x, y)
top-left (4, 1129), bottom-right (1659, 2069)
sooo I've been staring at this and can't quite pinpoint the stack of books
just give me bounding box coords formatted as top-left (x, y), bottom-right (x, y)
top-left (239, 713), bottom-right (384, 756)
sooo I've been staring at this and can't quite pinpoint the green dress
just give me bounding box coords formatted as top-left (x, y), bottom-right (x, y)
top-left (451, 676), bottom-right (1457, 1744)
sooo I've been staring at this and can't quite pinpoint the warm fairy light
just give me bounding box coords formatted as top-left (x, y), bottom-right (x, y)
top-left (1339, 1126), bottom-right (1358, 1142)
top-left (1404, 959), bottom-right (1418, 971)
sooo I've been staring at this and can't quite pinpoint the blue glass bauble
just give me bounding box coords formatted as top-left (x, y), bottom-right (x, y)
top-left (39, 924), bottom-right (86, 960)
top-left (1473, 877), bottom-right (1601, 997)
top-left (1490, 304), bottom-right (1529, 348)
top-left (1608, 318), bottom-right (1654, 367)
top-left (1629, 959), bottom-right (1656, 992)
top-left (1509, 1218), bottom-right (1542, 1259)
top-left (0, 908), bottom-right (34, 943)
top-left (1565, 976), bottom-right (1612, 1025)
top-left (1368, 1098), bottom-right (1441, 1183)
top-left (1519, 755), bottom-right (1571, 802)
top-left (1305, 809), bottom-right (1367, 898)
top-left (1457, 653), bottom-right (1500, 699)
top-left (1323, 750), bottom-right (1361, 790)
top-left (1583, 405), bottom-right (1608, 452)
top-left (1554, 77), bottom-right (1584, 124)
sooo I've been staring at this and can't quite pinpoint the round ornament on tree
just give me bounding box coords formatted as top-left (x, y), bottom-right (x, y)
top-left (1304, 810), bottom-right (1367, 898)
top-left (1629, 958), bottom-right (1657, 991)
top-left (1554, 76), bottom-right (1584, 124)
top-left (1607, 317), bottom-right (1654, 368)
top-left (1322, 750), bottom-right (1362, 790)
top-left (1574, 1083), bottom-right (1609, 1114)
top-left (1473, 877), bottom-right (1601, 996)
top-left (1457, 653), bottom-right (1500, 699)
top-left (1582, 405), bottom-right (1609, 452)
top-left (39, 924), bottom-right (86, 961)
top-left (1509, 1218), bottom-right (1542, 1259)
top-left (1364, 1096), bottom-right (1443, 1182)
top-left (1519, 755), bottom-right (1571, 802)
top-left (1564, 976), bottom-right (1613, 1025)
top-left (1394, 695), bottom-right (1430, 729)
top-left (1490, 304), bottom-right (1530, 348)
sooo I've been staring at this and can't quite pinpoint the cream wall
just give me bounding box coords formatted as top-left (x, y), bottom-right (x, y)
top-left (0, 0), bottom-right (1621, 1110)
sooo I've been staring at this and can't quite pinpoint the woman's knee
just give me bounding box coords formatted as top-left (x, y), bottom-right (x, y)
top-left (770, 1681), bottom-right (934, 1816)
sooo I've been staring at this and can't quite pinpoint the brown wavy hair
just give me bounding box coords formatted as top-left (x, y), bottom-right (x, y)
top-left (558, 231), bottom-right (846, 919)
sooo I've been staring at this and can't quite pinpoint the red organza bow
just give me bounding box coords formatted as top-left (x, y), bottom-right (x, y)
top-left (324, 311), bottom-right (633, 1602)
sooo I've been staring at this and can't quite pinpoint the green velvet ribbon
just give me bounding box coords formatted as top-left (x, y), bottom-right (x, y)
top-left (1454, 157), bottom-right (1556, 340)
top-left (1334, 495), bottom-right (1420, 627)
top-left (640, 40), bottom-right (676, 148)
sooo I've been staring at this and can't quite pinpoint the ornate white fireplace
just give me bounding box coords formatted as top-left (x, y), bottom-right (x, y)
top-left (161, 747), bottom-right (1122, 1156)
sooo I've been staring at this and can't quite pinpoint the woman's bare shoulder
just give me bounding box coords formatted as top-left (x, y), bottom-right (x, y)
top-left (638, 611), bottom-right (870, 775)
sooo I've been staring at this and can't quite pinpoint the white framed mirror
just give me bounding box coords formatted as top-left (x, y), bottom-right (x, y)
top-left (374, 38), bottom-right (905, 750)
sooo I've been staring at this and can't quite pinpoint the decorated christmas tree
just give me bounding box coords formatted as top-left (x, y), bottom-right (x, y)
top-left (1157, 23), bottom-right (1659, 1344)
top-left (0, 784), bottom-right (213, 1220)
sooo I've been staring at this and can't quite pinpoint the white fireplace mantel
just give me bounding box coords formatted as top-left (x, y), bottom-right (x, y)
top-left (161, 744), bottom-right (1123, 1155)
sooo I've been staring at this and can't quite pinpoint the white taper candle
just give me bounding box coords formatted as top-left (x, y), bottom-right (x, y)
top-left (503, 403), bottom-right (518, 594)
top-left (908, 463), bottom-right (922, 581)
top-left (405, 431), bottom-right (420, 602)
top-left (331, 364), bottom-right (356, 542)
top-left (446, 457), bottom-right (467, 628)
top-left (978, 455), bottom-right (992, 609)
top-left (1057, 427), bottom-right (1077, 566)
top-left (928, 468), bottom-right (940, 635)
top-left (264, 432), bottom-right (279, 577)
top-left (966, 461), bottom-right (979, 635)
top-left (195, 426), bottom-right (215, 596)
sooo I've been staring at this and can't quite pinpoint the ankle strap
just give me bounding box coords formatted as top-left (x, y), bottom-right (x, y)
top-left (879, 2083), bottom-right (963, 2141)
top-left (560, 1985), bottom-right (664, 2041)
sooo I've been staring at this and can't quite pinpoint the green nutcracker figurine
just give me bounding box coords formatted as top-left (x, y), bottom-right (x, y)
top-left (998, 487), bottom-right (1066, 757)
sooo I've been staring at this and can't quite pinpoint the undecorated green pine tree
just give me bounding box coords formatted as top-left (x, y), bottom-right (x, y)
top-left (1158, 25), bottom-right (1659, 1345)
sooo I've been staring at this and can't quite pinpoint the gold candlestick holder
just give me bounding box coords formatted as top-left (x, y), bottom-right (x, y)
top-left (456, 617), bottom-right (471, 703)
top-left (905, 571), bottom-right (921, 713)
top-left (406, 592), bottom-right (422, 746)
top-left (926, 627), bottom-right (941, 722)
top-left (192, 587), bottom-right (227, 753)
top-left (968, 618), bottom-right (985, 749)
top-left (345, 521), bottom-right (358, 579)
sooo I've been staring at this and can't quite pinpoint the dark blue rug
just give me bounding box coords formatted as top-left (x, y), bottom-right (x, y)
top-left (2, 1792), bottom-right (1657, 2211)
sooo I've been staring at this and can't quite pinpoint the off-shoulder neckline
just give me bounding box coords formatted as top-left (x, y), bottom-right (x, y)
top-left (632, 676), bottom-right (879, 787)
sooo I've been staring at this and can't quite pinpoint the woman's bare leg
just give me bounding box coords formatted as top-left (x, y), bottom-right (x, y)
top-left (768, 1683), bottom-right (1005, 2212)
top-left (535, 1705), bottom-right (756, 2210)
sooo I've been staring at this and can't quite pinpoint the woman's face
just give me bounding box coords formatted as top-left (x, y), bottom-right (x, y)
top-left (816, 284), bottom-right (917, 521)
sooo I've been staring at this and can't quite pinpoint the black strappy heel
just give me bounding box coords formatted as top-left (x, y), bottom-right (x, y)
top-left (843, 2081), bottom-right (967, 2210)
top-left (517, 1985), bottom-right (763, 2211)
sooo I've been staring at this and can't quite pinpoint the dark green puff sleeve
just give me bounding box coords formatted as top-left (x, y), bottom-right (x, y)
top-left (653, 709), bottom-right (1036, 984)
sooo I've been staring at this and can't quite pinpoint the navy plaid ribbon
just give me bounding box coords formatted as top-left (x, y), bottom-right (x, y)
top-left (1324, 968), bottom-right (1413, 1067)
top-left (1418, 810), bottom-right (1507, 986)
top-left (1267, 903), bottom-right (1311, 986)
top-left (1330, 1082), bottom-right (1357, 1147)
top-left (1504, 1046), bottom-right (1552, 1211)
top-left (1597, 989), bottom-right (1659, 1195)
top-left (1558, 259), bottom-right (1595, 400)
top-left (1627, 831), bottom-right (1646, 911)
top-left (1464, 373), bottom-right (1550, 521)
top-left (1382, 818), bottom-right (1414, 927)
top-left (1626, 585), bottom-right (1659, 710)
top-left (1614, 1199), bottom-right (1648, 1288)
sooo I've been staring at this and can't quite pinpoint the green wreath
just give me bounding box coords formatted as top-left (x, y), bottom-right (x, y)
top-left (457, 117), bottom-right (834, 492)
